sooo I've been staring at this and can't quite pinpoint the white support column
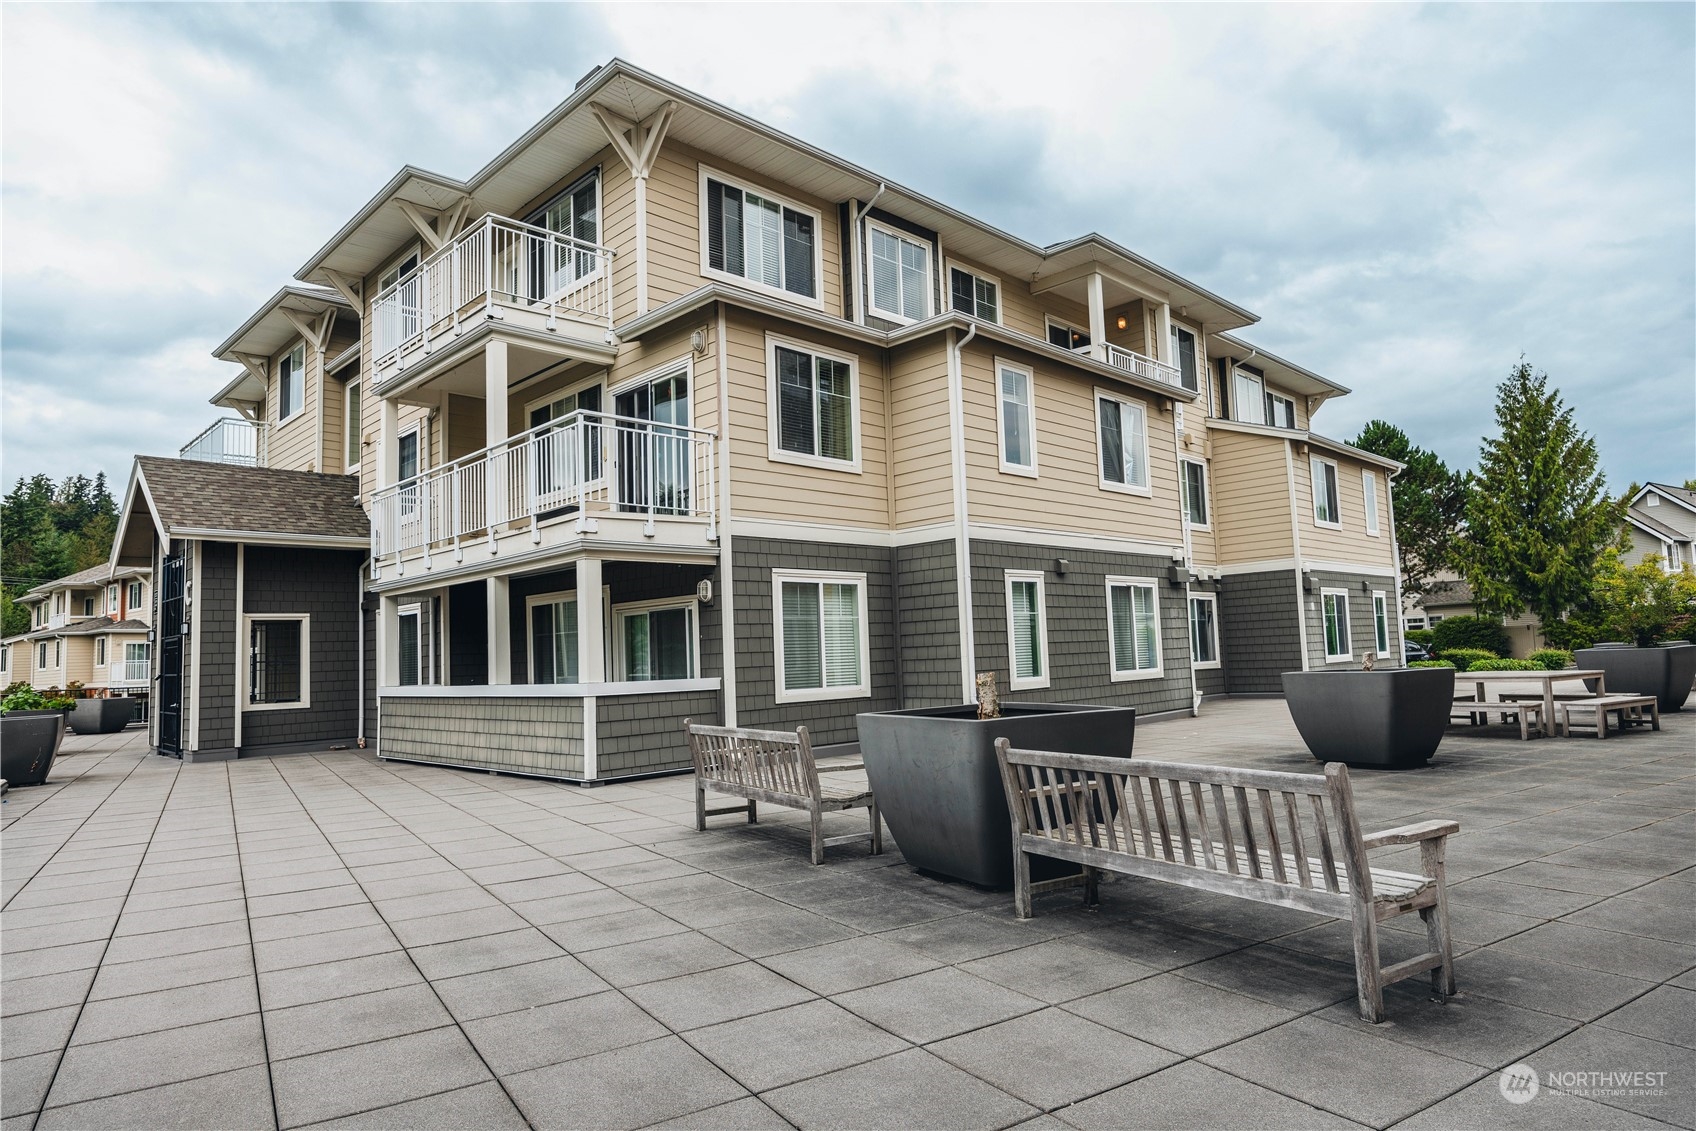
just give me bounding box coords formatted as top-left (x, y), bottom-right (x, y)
top-left (1157, 302), bottom-right (1174, 365)
top-left (634, 175), bottom-right (649, 316)
top-left (379, 398), bottom-right (399, 489)
top-left (379, 594), bottom-right (399, 687)
top-left (486, 576), bottom-right (511, 684)
top-left (576, 557), bottom-right (605, 683)
top-left (485, 340), bottom-right (508, 541)
top-left (1086, 272), bottom-right (1107, 362)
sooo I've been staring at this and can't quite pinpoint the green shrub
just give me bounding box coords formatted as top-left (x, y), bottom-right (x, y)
top-left (1405, 629), bottom-right (1437, 648)
top-left (1467, 658), bottom-right (1540, 672)
top-left (1409, 659), bottom-right (1455, 669)
top-left (44, 696), bottom-right (75, 711)
top-left (1441, 648), bottom-right (1500, 672)
top-left (1432, 616), bottom-right (1512, 657)
top-left (1528, 649), bottom-right (1574, 671)
top-left (2, 687), bottom-right (47, 712)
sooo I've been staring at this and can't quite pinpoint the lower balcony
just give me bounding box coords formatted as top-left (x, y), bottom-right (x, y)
top-left (368, 410), bottom-right (718, 582)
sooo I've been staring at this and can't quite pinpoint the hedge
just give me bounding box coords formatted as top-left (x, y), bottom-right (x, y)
top-left (1409, 659), bottom-right (1456, 669)
top-left (1528, 649), bottom-right (1574, 671)
top-left (1442, 648), bottom-right (1501, 672)
top-left (1467, 658), bottom-right (1540, 672)
top-left (1432, 616), bottom-right (1512, 658)
top-left (1405, 629), bottom-right (1436, 648)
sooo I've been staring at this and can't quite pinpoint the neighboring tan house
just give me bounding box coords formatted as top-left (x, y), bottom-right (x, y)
top-left (8, 563), bottom-right (152, 698)
top-left (1625, 483), bottom-right (1695, 571)
top-left (112, 59), bottom-right (1403, 780)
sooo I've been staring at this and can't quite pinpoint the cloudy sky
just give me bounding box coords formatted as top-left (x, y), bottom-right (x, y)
top-left (3, 3), bottom-right (1691, 493)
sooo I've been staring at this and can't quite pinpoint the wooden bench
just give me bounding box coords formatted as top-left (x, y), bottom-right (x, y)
top-left (1556, 695), bottom-right (1661, 739)
top-left (993, 741), bottom-right (1458, 1023)
top-left (684, 720), bottom-right (882, 865)
top-left (1449, 699), bottom-right (1546, 739)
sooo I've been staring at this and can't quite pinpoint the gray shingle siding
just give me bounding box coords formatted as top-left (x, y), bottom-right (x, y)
top-left (895, 540), bottom-right (963, 708)
top-left (598, 690), bottom-right (719, 776)
top-left (1218, 570), bottom-right (1302, 694)
top-left (968, 540), bottom-right (1194, 716)
top-left (381, 695), bottom-right (584, 777)
top-left (240, 547), bottom-right (364, 749)
top-left (731, 537), bottom-right (899, 745)
top-left (1303, 568), bottom-right (1401, 670)
top-left (196, 541), bottom-right (237, 751)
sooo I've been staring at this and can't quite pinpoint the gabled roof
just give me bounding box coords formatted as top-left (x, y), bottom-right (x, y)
top-left (112, 457), bottom-right (369, 570)
top-left (1634, 482), bottom-right (1696, 515)
top-left (1423, 579), bottom-right (1475, 609)
top-left (1627, 505), bottom-right (1692, 544)
top-left (211, 286), bottom-right (355, 412)
top-left (294, 59), bottom-right (1258, 332)
top-left (29, 617), bottom-right (149, 640)
top-left (24, 564), bottom-right (113, 597)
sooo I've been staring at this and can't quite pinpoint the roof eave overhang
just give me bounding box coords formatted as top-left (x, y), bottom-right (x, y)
top-left (1211, 332), bottom-right (1352, 400)
top-left (294, 165), bottom-right (470, 286)
top-left (162, 528), bottom-right (370, 550)
top-left (213, 285), bottom-right (354, 361)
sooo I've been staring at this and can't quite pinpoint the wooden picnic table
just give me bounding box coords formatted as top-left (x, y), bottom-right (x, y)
top-left (1466, 669), bottom-right (1606, 738)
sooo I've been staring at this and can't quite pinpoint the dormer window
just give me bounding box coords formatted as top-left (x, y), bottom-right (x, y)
top-left (279, 342), bottom-right (306, 422)
top-left (867, 221), bottom-right (930, 323)
top-left (702, 170), bottom-right (818, 303)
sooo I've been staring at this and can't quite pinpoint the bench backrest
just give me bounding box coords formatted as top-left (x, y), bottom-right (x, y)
top-left (994, 741), bottom-right (1371, 907)
top-left (685, 719), bottom-right (820, 801)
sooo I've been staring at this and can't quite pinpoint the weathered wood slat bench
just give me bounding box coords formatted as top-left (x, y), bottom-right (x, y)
top-left (685, 720), bottom-right (882, 865)
top-left (1556, 694), bottom-right (1661, 739)
top-left (1449, 697), bottom-right (1546, 739)
top-left (993, 741), bottom-right (1458, 1022)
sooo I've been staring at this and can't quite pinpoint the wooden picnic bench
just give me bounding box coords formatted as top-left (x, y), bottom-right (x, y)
top-left (993, 741), bottom-right (1458, 1023)
top-left (684, 720), bottom-right (882, 865)
top-left (1555, 694), bottom-right (1661, 739)
top-left (1449, 697), bottom-right (1547, 739)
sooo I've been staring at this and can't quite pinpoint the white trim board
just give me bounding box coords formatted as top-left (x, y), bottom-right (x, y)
top-left (380, 677), bottom-right (721, 698)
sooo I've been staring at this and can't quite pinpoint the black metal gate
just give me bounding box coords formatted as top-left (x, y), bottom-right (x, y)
top-left (156, 549), bottom-right (186, 757)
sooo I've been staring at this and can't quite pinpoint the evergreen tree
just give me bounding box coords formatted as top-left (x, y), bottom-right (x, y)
top-left (0, 471), bottom-right (122, 611)
top-left (1350, 420), bottom-right (1470, 599)
top-left (1455, 362), bottom-right (1620, 624)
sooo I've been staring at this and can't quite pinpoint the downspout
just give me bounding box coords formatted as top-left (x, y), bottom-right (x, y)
top-left (1285, 441), bottom-right (1311, 671)
top-left (233, 544), bottom-right (244, 754)
top-left (1173, 399), bottom-right (1199, 717)
top-left (356, 561), bottom-right (366, 746)
top-left (947, 322), bottom-right (978, 704)
top-left (715, 303), bottom-right (737, 727)
top-left (849, 185), bottom-right (885, 325)
top-left (1385, 466), bottom-right (1406, 667)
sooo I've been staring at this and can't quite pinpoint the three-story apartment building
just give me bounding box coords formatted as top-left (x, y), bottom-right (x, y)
top-left (112, 60), bottom-right (1401, 776)
top-left (4, 564), bottom-right (152, 698)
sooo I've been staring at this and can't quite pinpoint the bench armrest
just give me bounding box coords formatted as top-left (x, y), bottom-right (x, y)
top-left (1361, 819), bottom-right (1460, 850)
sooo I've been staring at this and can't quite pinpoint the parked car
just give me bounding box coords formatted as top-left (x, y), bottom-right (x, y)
top-left (1405, 640), bottom-right (1432, 662)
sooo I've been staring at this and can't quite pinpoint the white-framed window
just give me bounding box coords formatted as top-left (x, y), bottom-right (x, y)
top-left (1107, 577), bottom-right (1162, 680)
top-left (996, 360), bottom-right (1037, 476)
top-left (0, 644), bottom-right (7, 673)
top-left (700, 167), bottom-right (821, 305)
top-left (345, 381), bottom-right (363, 473)
top-left (1189, 594), bottom-right (1220, 669)
top-left (1233, 368), bottom-right (1265, 425)
top-left (279, 341), bottom-right (306, 423)
top-left (124, 642), bottom-right (149, 682)
top-left (96, 638), bottom-right (107, 667)
top-left (614, 598), bottom-right (698, 682)
top-left (1405, 616), bottom-right (1428, 631)
top-left (127, 581), bottom-right (144, 613)
top-left (767, 335), bottom-right (859, 471)
top-left (1045, 317), bottom-right (1090, 351)
top-left (1362, 470), bottom-right (1380, 535)
top-left (773, 570), bottom-right (869, 703)
top-left (38, 642), bottom-right (52, 669)
top-left (82, 596), bottom-right (96, 617)
top-left (397, 426), bottom-right (422, 484)
top-left (248, 615), bottom-right (310, 708)
top-left (1169, 322), bottom-right (1201, 393)
top-left (1181, 459), bottom-right (1210, 528)
top-left (1265, 391), bottom-right (1296, 429)
top-left (1372, 591), bottom-right (1390, 654)
top-left (526, 591), bottom-right (579, 685)
top-left (1096, 389), bottom-right (1151, 494)
top-left (529, 170), bottom-right (602, 291)
top-left (1321, 589), bottom-right (1351, 662)
top-left (396, 602), bottom-right (424, 688)
top-left (1311, 457), bottom-right (1341, 527)
top-left (1004, 571), bottom-right (1049, 690)
top-left (948, 262), bottom-right (999, 323)
top-left (54, 593), bottom-right (64, 616)
top-left (867, 219), bottom-right (931, 324)
top-left (107, 584), bottom-right (119, 614)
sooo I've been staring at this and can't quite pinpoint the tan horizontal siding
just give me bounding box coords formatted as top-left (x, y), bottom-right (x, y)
top-left (889, 341), bottom-right (954, 529)
top-left (1208, 431), bottom-right (1294, 562)
top-left (1296, 453), bottom-right (1397, 567)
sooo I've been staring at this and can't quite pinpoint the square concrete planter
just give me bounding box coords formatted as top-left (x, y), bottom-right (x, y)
top-left (1282, 667), bottom-right (1454, 770)
top-left (1575, 643), bottom-right (1696, 712)
top-left (69, 697), bottom-right (139, 735)
top-left (2, 713), bottom-right (66, 786)
top-left (855, 703), bottom-right (1137, 889)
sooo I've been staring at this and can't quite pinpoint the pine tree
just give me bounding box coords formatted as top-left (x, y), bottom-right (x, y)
top-left (1351, 421), bottom-right (1470, 599)
top-left (1455, 362), bottom-right (1620, 624)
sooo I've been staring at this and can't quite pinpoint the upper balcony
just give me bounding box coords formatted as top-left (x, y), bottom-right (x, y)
top-left (371, 214), bottom-right (614, 391)
top-left (1103, 344), bottom-right (1183, 389)
top-left (368, 409), bottom-right (717, 583)
top-left (180, 418), bottom-right (266, 467)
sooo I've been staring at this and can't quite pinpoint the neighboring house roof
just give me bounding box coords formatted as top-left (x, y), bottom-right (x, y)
top-left (111, 458), bottom-right (370, 570)
top-left (24, 564), bottom-right (114, 597)
top-left (27, 617), bottom-right (149, 640)
top-left (1636, 482), bottom-right (1696, 513)
top-left (1627, 504), bottom-right (1692, 544)
top-left (1422, 580), bottom-right (1475, 610)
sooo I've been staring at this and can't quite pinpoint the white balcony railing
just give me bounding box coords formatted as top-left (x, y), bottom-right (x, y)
top-left (1104, 344), bottom-right (1185, 389)
top-left (369, 409), bottom-right (716, 571)
top-left (180, 418), bottom-right (266, 467)
top-left (372, 214), bottom-right (614, 369)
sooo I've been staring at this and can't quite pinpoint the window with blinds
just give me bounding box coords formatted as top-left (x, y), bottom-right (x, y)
top-left (529, 596), bottom-right (578, 684)
top-left (949, 266), bottom-right (998, 322)
top-left (1097, 393), bottom-right (1149, 491)
top-left (705, 174), bottom-right (817, 300)
top-left (1108, 579), bottom-right (1161, 678)
top-left (250, 617), bottom-right (307, 705)
top-left (1182, 459), bottom-right (1209, 526)
top-left (998, 364), bottom-right (1035, 473)
top-left (1322, 591), bottom-right (1351, 660)
top-left (771, 341), bottom-right (856, 466)
top-left (1189, 596), bottom-right (1219, 667)
top-left (868, 222), bottom-right (930, 322)
top-left (776, 573), bottom-right (867, 700)
top-left (532, 172), bottom-right (601, 289)
top-left (1005, 573), bottom-right (1047, 688)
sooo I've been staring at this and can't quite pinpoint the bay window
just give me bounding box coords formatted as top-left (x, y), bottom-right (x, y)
top-left (774, 571), bottom-right (868, 702)
top-left (1097, 391), bottom-right (1150, 493)
top-left (997, 362), bottom-right (1036, 475)
top-left (1107, 578), bottom-right (1162, 679)
top-left (769, 338), bottom-right (857, 468)
top-left (1005, 571), bottom-right (1048, 690)
top-left (868, 221), bottom-right (930, 323)
top-left (703, 171), bottom-right (818, 302)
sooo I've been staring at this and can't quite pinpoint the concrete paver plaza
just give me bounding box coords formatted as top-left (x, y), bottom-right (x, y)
top-left (2, 699), bottom-right (1692, 1130)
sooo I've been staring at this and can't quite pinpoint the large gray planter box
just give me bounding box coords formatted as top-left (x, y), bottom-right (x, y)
top-left (856, 703), bottom-right (1136, 889)
top-left (69, 697), bottom-right (139, 735)
top-left (1576, 643), bottom-right (1696, 712)
top-left (2, 714), bottom-right (65, 786)
top-left (1282, 667), bottom-right (1454, 770)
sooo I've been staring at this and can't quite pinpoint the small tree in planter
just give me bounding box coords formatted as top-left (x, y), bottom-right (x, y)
top-left (1566, 550), bottom-right (1696, 710)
